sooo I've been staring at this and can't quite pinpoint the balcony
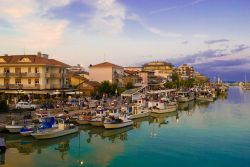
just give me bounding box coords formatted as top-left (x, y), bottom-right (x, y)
top-left (0, 73), bottom-right (40, 78)
top-left (49, 73), bottom-right (62, 78)
top-left (0, 84), bottom-right (41, 90)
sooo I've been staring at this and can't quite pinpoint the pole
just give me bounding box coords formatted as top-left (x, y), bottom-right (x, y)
top-left (78, 76), bottom-right (80, 110)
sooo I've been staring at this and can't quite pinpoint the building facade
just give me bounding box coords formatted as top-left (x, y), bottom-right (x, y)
top-left (177, 64), bottom-right (195, 80)
top-left (142, 61), bottom-right (174, 79)
top-left (89, 62), bottom-right (124, 85)
top-left (0, 53), bottom-right (70, 96)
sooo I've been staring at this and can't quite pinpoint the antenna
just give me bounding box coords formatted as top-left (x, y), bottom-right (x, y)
top-left (24, 47), bottom-right (26, 55)
top-left (103, 54), bottom-right (106, 62)
top-left (245, 73), bottom-right (247, 83)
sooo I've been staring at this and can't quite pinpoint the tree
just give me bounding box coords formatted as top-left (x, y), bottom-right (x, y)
top-left (171, 72), bottom-right (180, 82)
top-left (125, 82), bottom-right (134, 90)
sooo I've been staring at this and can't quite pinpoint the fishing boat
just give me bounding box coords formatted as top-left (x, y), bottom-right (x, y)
top-left (20, 116), bottom-right (58, 136)
top-left (75, 112), bottom-right (92, 125)
top-left (177, 91), bottom-right (195, 102)
top-left (5, 119), bottom-right (33, 133)
top-left (196, 91), bottom-right (214, 102)
top-left (89, 107), bottom-right (107, 127)
top-left (104, 114), bottom-right (133, 129)
top-left (149, 99), bottom-right (177, 114)
top-left (128, 105), bottom-right (150, 119)
top-left (31, 119), bottom-right (78, 140)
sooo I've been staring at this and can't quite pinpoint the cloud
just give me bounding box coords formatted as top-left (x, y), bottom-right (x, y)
top-left (204, 39), bottom-right (230, 45)
top-left (81, 0), bottom-right (182, 38)
top-left (0, 0), bottom-right (70, 49)
top-left (193, 34), bottom-right (208, 39)
top-left (231, 44), bottom-right (250, 53)
top-left (81, 0), bottom-right (126, 35)
top-left (150, 0), bottom-right (206, 15)
top-left (182, 41), bottom-right (188, 44)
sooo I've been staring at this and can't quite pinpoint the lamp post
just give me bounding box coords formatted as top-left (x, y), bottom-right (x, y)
top-left (78, 76), bottom-right (81, 110)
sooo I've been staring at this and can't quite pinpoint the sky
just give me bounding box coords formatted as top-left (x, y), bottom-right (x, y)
top-left (0, 0), bottom-right (250, 81)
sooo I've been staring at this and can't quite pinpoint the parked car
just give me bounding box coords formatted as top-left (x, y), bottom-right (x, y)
top-left (15, 102), bottom-right (37, 110)
top-left (39, 103), bottom-right (55, 111)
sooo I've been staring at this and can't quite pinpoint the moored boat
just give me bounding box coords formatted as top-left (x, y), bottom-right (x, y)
top-left (31, 119), bottom-right (78, 140)
top-left (177, 91), bottom-right (195, 102)
top-left (5, 119), bottom-right (33, 133)
top-left (104, 115), bottom-right (133, 129)
top-left (149, 100), bottom-right (177, 114)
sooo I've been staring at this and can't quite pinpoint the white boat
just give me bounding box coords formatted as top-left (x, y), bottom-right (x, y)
top-left (149, 100), bottom-right (177, 114)
top-left (5, 120), bottom-right (33, 133)
top-left (89, 107), bottom-right (107, 127)
top-left (104, 115), bottom-right (133, 129)
top-left (196, 91), bottom-right (214, 102)
top-left (177, 91), bottom-right (194, 102)
top-left (76, 113), bottom-right (92, 125)
top-left (89, 117), bottom-right (104, 126)
top-left (128, 105), bottom-right (150, 119)
top-left (31, 119), bottom-right (78, 140)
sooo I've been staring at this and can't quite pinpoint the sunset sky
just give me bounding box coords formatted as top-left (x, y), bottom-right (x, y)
top-left (0, 0), bottom-right (250, 81)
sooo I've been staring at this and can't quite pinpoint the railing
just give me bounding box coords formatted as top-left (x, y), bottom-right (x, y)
top-left (50, 73), bottom-right (62, 78)
top-left (0, 73), bottom-right (40, 77)
top-left (0, 84), bottom-right (41, 90)
top-left (22, 84), bottom-right (40, 90)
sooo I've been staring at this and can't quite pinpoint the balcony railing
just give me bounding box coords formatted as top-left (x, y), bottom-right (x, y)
top-left (0, 73), bottom-right (40, 78)
top-left (50, 73), bottom-right (62, 78)
top-left (0, 84), bottom-right (41, 90)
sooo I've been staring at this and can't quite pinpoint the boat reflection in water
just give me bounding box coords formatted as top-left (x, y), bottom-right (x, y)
top-left (1, 98), bottom-right (216, 167)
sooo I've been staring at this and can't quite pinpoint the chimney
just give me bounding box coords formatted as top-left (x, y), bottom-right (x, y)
top-left (37, 52), bottom-right (42, 57)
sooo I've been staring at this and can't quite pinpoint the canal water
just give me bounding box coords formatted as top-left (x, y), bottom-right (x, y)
top-left (1, 86), bottom-right (250, 167)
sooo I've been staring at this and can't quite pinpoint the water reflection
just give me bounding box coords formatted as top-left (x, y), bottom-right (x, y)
top-left (2, 93), bottom-right (230, 167)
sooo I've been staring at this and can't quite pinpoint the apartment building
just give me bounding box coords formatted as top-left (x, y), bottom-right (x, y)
top-left (0, 53), bottom-right (70, 95)
top-left (177, 64), bottom-right (195, 80)
top-left (142, 61), bottom-right (174, 79)
top-left (89, 62), bottom-right (124, 85)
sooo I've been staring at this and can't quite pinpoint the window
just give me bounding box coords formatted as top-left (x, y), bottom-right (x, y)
top-left (59, 68), bottom-right (61, 73)
top-left (4, 68), bottom-right (10, 73)
top-left (28, 79), bottom-right (31, 84)
top-left (35, 79), bottom-right (39, 84)
top-left (46, 79), bottom-right (49, 84)
top-left (35, 67), bottom-right (39, 73)
top-left (15, 79), bottom-right (21, 84)
top-left (46, 67), bottom-right (49, 73)
top-left (28, 67), bottom-right (31, 73)
top-left (4, 79), bottom-right (9, 85)
top-left (15, 68), bottom-right (21, 74)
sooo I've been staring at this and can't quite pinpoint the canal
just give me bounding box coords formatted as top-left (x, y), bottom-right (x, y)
top-left (1, 86), bottom-right (250, 167)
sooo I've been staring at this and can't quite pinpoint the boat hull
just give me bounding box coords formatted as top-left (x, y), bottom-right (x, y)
top-left (31, 127), bottom-right (79, 140)
top-left (104, 121), bottom-right (133, 129)
top-left (196, 97), bottom-right (214, 102)
top-left (20, 131), bottom-right (33, 136)
top-left (5, 125), bottom-right (23, 133)
top-left (89, 121), bottom-right (104, 127)
top-left (177, 97), bottom-right (194, 103)
top-left (128, 112), bottom-right (150, 119)
top-left (151, 106), bottom-right (177, 114)
top-left (76, 120), bottom-right (90, 125)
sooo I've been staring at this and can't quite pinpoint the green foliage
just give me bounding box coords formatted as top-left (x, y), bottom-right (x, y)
top-left (171, 72), bottom-right (180, 82)
top-left (97, 81), bottom-right (119, 97)
top-left (164, 78), bottom-right (196, 89)
top-left (125, 82), bottom-right (134, 90)
top-left (0, 100), bottom-right (9, 112)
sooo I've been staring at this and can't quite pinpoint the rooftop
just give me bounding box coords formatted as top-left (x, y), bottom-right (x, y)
top-left (89, 62), bottom-right (123, 68)
top-left (0, 54), bottom-right (70, 67)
